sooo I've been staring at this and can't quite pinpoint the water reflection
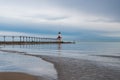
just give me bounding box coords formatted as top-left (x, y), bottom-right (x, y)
top-left (0, 44), bottom-right (62, 57)
top-left (58, 44), bottom-right (62, 50)
top-left (58, 43), bottom-right (62, 56)
top-left (1, 43), bottom-right (62, 51)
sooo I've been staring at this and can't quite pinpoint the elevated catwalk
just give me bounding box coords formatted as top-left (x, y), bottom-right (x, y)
top-left (0, 36), bottom-right (75, 45)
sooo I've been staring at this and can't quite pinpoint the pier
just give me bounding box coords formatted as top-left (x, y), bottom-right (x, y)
top-left (0, 36), bottom-right (74, 45)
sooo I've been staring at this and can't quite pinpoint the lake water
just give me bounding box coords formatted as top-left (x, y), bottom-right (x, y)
top-left (1, 42), bottom-right (120, 57)
top-left (0, 42), bottom-right (120, 77)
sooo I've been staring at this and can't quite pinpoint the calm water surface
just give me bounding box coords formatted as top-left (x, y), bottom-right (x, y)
top-left (0, 42), bottom-right (120, 75)
top-left (1, 42), bottom-right (120, 56)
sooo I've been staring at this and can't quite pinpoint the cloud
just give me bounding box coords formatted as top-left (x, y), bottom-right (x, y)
top-left (0, 0), bottom-right (120, 30)
top-left (53, 0), bottom-right (120, 21)
top-left (0, 31), bottom-right (57, 38)
top-left (0, 1), bottom-right (120, 32)
top-left (0, 31), bottom-right (38, 36)
top-left (0, 0), bottom-right (120, 41)
top-left (100, 32), bottom-right (120, 37)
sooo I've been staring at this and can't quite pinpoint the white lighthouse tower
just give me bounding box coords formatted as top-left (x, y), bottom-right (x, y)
top-left (57, 32), bottom-right (62, 42)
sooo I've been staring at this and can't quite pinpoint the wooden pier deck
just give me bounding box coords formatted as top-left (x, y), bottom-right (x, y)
top-left (0, 36), bottom-right (74, 45)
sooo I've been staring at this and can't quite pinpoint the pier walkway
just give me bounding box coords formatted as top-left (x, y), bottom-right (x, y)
top-left (0, 36), bottom-right (73, 44)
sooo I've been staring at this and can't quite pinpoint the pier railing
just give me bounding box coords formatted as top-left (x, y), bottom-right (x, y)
top-left (0, 36), bottom-right (63, 44)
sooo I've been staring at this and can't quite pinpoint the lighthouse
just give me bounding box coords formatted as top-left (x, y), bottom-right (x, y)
top-left (57, 32), bottom-right (62, 42)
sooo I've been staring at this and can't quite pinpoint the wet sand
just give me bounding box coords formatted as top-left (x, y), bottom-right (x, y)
top-left (96, 55), bottom-right (120, 59)
top-left (0, 72), bottom-right (38, 80)
top-left (0, 72), bottom-right (55, 80)
top-left (39, 55), bottom-right (120, 80)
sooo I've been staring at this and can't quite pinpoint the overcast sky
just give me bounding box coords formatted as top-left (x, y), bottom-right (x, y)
top-left (0, 0), bottom-right (120, 41)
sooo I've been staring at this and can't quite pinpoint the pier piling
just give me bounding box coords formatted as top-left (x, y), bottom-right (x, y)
top-left (0, 35), bottom-right (74, 45)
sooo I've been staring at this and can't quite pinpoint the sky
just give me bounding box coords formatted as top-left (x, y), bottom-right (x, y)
top-left (0, 0), bottom-right (120, 41)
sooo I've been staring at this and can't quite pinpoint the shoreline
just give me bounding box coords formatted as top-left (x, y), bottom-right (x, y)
top-left (0, 72), bottom-right (39, 80)
top-left (0, 50), bottom-right (58, 80)
top-left (0, 49), bottom-right (120, 80)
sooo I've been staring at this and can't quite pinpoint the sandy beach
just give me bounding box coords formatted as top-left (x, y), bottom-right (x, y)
top-left (0, 72), bottom-right (38, 80)
top-left (0, 72), bottom-right (54, 80)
